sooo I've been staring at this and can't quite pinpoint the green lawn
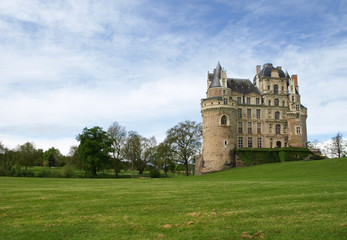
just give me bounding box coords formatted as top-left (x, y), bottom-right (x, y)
top-left (1, 158), bottom-right (346, 240)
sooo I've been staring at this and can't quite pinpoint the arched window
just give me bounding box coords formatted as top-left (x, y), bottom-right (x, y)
top-left (275, 124), bottom-right (281, 134)
top-left (274, 84), bottom-right (279, 94)
top-left (274, 98), bottom-right (279, 106)
top-left (221, 115), bottom-right (227, 125)
top-left (275, 111), bottom-right (280, 119)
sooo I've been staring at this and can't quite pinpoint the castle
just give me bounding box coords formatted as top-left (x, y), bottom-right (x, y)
top-left (195, 63), bottom-right (307, 174)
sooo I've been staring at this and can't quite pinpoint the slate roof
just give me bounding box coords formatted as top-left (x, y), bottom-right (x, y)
top-left (253, 63), bottom-right (288, 82)
top-left (228, 78), bottom-right (261, 95)
top-left (209, 62), bottom-right (222, 88)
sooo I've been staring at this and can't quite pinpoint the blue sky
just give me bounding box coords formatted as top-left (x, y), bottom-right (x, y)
top-left (0, 0), bottom-right (347, 154)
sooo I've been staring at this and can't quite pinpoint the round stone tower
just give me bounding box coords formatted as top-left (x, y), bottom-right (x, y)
top-left (196, 63), bottom-right (237, 174)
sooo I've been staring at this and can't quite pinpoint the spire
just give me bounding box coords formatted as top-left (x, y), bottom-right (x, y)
top-left (209, 62), bottom-right (222, 88)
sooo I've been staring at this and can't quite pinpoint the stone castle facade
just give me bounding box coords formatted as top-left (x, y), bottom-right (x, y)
top-left (195, 63), bottom-right (307, 174)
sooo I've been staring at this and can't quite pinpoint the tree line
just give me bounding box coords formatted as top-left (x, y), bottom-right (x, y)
top-left (0, 120), bottom-right (202, 178)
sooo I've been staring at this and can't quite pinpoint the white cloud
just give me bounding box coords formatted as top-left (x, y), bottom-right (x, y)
top-left (0, 0), bottom-right (347, 153)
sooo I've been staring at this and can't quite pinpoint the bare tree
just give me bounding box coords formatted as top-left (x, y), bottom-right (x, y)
top-left (108, 122), bottom-right (127, 178)
top-left (329, 132), bottom-right (346, 158)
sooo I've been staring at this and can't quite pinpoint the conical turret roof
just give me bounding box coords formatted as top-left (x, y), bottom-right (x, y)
top-left (209, 62), bottom-right (222, 88)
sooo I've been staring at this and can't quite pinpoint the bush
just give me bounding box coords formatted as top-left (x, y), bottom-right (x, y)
top-left (21, 171), bottom-right (35, 177)
top-left (60, 164), bottom-right (75, 178)
top-left (149, 169), bottom-right (161, 178)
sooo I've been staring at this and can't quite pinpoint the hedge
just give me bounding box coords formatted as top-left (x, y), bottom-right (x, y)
top-left (235, 148), bottom-right (312, 166)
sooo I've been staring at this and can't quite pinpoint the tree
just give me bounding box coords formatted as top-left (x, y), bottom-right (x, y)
top-left (66, 145), bottom-right (79, 166)
top-left (125, 131), bottom-right (156, 176)
top-left (108, 122), bottom-right (127, 178)
top-left (42, 147), bottom-right (62, 167)
top-left (329, 133), bottom-right (346, 158)
top-left (141, 136), bottom-right (157, 174)
top-left (17, 142), bottom-right (41, 170)
top-left (154, 141), bottom-right (175, 177)
top-left (76, 126), bottom-right (113, 177)
top-left (125, 131), bottom-right (141, 177)
top-left (166, 120), bottom-right (202, 176)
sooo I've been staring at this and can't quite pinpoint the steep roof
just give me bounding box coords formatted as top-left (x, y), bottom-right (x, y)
top-left (209, 62), bottom-right (222, 88)
top-left (228, 78), bottom-right (261, 95)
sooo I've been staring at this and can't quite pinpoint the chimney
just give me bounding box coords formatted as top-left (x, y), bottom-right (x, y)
top-left (256, 65), bottom-right (261, 74)
top-left (292, 75), bottom-right (298, 87)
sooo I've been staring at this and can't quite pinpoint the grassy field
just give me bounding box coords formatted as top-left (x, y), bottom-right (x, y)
top-left (0, 158), bottom-right (346, 240)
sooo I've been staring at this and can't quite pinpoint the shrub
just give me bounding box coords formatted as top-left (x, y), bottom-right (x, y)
top-left (60, 164), bottom-right (75, 178)
top-left (149, 169), bottom-right (161, 178)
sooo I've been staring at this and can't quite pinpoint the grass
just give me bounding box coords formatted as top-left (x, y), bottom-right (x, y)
top-left (0, 158), bottom-right (346, 239)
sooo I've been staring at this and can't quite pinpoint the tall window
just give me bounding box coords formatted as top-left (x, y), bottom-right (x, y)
top-left (247, 109), bottom-right (251, 118)
top-left (256, 109), bottom-right (261, 119)
top-left (257, 123), bottom-right (261, 133)
top-left (224, 98), bottom-right (228, 105)
top-left (267, 85), bottom-right (270, 90)
top-left (248, 137), bottom-right (252, 148)
top-left (238, 122), bottom-right (243, 133)
top-left (248, 122), bottom-right (252, 134)
top-left (237, 97), bottom-right (242, 104)
top-left (275, 111), bottom-right (280, 120)
top-left (257, 138), bottom-right (262, 148)
top-left (282, 100), bottom-right (285, 107)
top-left (274, 84), bottom-right (279, 94)
top-left (256, 98), bottom-right (260, 105)
top-left (221, 115), bottom-right (227, 125)
top-left (274, 98), bottom-right (279, 106)
top-left (275, 124), bottom-right (281, 135)
top-left (296, 105), bottom-right (300, 111)
top-left (268, 100), bottom-right (271, 106)
top-left (238, 108), bottom-right (242, 118)
top-left (238, 137), bottom-right (243, 148)
top-left (281, 86), bottom-right (284, 92)
top-left (246, 97), bottom-right (251, 105)
top-left (296, 126), bottom-right (301, 135)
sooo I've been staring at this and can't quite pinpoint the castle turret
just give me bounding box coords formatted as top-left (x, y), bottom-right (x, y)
top-left (196, 63), bottom-right (237, 175)
top-left (287, 74), bottom-right (308, 147)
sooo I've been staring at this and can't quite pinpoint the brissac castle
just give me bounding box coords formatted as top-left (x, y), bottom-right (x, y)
top-left (195, 63), bottom-right (308, 175)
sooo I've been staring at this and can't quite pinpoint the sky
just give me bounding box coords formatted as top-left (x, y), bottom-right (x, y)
top-left (0, 0), bottom-right (347, 155)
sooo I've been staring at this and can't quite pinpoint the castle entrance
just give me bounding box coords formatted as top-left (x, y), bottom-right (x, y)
top-left (276, 141), bottom-right (282, 148)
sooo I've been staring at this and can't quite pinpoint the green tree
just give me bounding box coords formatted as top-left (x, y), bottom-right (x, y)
top-left (0, 142), bottom-right (10, 175)
top-left (108, 122), bottom-right (127, 178)
top-left (125, 132), bottom-right (156, 176)
top-left (154, 141), bottom-right (175, 177)
top-left (66, 145), bottom-right (79, 166)
top-left (43, 147), bottom-right (62, 167)
top-left (17, 142), bottom-right (41, 170)
top-left (125, 131), bottom-right (141, 177)
top-left (166, 120), bottom-right (202, 176)
top-left (76, 126), bottom-right (113, 177)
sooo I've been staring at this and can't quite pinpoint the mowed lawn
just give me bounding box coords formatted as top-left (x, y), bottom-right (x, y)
top-left (0, 159), bottom-right (346, 240)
